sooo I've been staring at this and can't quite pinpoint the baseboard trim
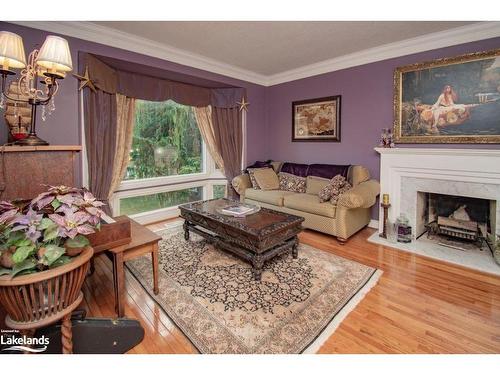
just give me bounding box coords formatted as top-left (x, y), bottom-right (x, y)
top-left (368, 219), bottom-right (379, 229)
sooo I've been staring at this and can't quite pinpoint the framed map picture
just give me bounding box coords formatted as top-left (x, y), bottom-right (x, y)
top-left (393, 48), bottom-right (500, 144)
top-left (292, 96), bottom-right (341, 142)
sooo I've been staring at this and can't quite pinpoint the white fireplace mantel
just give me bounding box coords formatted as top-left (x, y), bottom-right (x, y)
top-left (375, 147), bottom-right (500, 157)
top-left (374, 147), bottom-right (500, 234)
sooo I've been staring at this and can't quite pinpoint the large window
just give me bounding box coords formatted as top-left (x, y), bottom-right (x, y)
top-left (125, 100), bottom-right (203, 180)
top-left (111, 99), bottom-right (227, 224)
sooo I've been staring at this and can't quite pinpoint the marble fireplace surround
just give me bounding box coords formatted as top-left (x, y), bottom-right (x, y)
top-left (369, 147), bottom-right (500, 274)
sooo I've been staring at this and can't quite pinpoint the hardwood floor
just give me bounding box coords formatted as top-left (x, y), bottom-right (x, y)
top-left (3, 222), bottom-right (500, 353)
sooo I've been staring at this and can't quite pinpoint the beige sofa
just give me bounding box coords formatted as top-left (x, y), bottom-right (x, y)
top-left (232, 164), bottom-right (380, 243)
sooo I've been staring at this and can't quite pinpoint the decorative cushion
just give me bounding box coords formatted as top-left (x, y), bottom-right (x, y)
top-left (270, 161), bottom-right (283, 173)
top-left (308, 164), bottom-right (350, 179)
top-left (318, 175), bottom-right (352, 204)
top-left (245, 160), bottom-right (272, 172)
top-left (278, 172), bottom-right (307, 193)
top-left (253, 168), bottom-right (279, 190)
top-left (306, 176), bottom-right (330, 195)
top-left (280, 162), bottom-right (309, 177)
top-left (348, 165), bottom-right (371, 186)
top-left (330, 182), bottom-right (352, 205)
top-left (247, 167), bottom-right (271, 189)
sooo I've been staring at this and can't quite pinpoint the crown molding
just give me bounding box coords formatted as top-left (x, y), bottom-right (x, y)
top-left (9, 21), bottom-right (269, 86)
top-left (267, 22), bottom-right (500, 85)
top-left (8, 21), bottom-right (500, 87)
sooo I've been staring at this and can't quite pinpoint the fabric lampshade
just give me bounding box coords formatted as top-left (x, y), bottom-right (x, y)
top-left (0, 31), bottom-right (27, 70)
top-left (36, 35), bottom-right (73, 73)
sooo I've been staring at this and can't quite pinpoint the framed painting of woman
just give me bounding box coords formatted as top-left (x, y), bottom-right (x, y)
top-left (393, 48), bottom-right (500, 144)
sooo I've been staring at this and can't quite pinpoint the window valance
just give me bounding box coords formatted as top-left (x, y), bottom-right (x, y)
top-left (78, 52), bottom-right (245, 108)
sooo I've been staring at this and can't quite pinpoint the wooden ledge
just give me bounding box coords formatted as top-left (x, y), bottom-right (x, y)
top-left (0, 145), bottom-right (82, 152)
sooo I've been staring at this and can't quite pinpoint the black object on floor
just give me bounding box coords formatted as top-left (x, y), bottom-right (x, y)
top-left (34, 310), bottom-right (144, 354)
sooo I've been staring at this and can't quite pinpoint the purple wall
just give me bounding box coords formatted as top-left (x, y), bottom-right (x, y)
top-left (1, 22), bottom-right (499, 220)
top-left (266, 37), bottom-right (500, 218)
top-left (0, 22), bottom-right (268, 184)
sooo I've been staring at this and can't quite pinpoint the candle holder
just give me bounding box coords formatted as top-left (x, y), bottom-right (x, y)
top-left (380, 202), bottom-right (391, 239)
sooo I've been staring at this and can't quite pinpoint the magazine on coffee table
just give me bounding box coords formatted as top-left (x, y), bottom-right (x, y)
top-left (220, 204), bottom-right (256, 217)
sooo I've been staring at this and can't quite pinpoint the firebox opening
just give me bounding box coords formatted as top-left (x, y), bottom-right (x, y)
top-left (416, 192), bottom-right (494, 248)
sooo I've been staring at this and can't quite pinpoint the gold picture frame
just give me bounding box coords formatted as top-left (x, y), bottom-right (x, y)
top-left (393, 48), bottom-right (500, 144)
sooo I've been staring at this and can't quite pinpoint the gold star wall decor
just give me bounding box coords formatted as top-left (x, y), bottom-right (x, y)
top-left (72, 66), bottom-right (96, 92)
top-left (237, 96), bottom-right (250, 112)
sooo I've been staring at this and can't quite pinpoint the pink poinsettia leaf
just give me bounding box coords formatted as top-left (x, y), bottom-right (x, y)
top-left (76, 224), bottom-right (95, 236)
top-left (35, 195), bottom-right (55, 209)
top-left (57, 194), bottom-right (79, 205)
top-left (56, 204), bottom-right (77, 214)
top-left (87, 215), bottom-right (100, 226)
top-left (83, 191), bottom-right (94, 201)
top-left (65, 228), bottom-right (79, 239)
top-left (85, 206), bottom-right (104, 216)
top-left (72, 211), bottom-right (90, 224)
top-left (31, 191), bottom-right (52, 205)
top-left (0, 209), bottom-right (18, 224)
top-left (0, 201), bottom-right (17, 212)
top-left (11, 225), bottom-right (28, 232)
top-left (48, 213), bottom-right (66, 227)
top-left (60, 205), bottom-right (76, 216)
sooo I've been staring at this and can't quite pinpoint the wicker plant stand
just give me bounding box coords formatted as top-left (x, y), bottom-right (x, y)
top-left (0, 247), bottom-right (93, 354)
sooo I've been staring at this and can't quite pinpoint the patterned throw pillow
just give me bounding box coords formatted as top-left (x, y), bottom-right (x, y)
top-left (247, 167), bottom-right (271, 189)
top-left (278, 172), bottom-right (306, 193)
top-left (318, 175), bottom-right (352, 204)
top-left (330, 182), bottom-right (352, 205)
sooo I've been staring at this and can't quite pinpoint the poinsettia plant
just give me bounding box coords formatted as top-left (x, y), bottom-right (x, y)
top-left (0, 186), bottom-right (105, 278)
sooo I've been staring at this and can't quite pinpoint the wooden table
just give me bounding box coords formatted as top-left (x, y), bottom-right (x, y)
top-left (180, 198), bottom-right (304, 280)
top-left (108, 219), bottom-right (161, 317)
top-left (89, 217), bottom-right (161, 318)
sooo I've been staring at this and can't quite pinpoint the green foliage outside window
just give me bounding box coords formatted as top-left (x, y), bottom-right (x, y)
top-left (120, 187), bottom-right (203, 216)
top-left (213, 184), bottom-right (226, 199)
top-left (125, 100), bottom-right (203, 180)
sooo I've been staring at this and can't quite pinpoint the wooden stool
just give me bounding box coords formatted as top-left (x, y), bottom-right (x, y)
top-left (0, 247), bottom-right (94, 354)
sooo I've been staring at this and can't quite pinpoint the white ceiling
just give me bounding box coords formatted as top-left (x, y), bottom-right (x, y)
top-left (11, 21), bottom-right (500, 85)
top-left (92, 21), bottom-right (474, 75)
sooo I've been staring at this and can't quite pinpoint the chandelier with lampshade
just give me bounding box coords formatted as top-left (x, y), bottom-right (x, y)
top-left (0, 31), bottom-right (72, 146)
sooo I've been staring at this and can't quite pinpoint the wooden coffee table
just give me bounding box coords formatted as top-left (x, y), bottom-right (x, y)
top-left (179, 199), bottom-right (304, 280)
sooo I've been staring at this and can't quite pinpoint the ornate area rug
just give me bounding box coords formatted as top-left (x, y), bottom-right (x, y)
top-left (127, 226), bottom-right (381, 354)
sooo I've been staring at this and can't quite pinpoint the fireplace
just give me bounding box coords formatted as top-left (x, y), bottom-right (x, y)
top-left (416, 192), bottom-right (495, 249)
top-left (371, 147), bottom-right (500, 275)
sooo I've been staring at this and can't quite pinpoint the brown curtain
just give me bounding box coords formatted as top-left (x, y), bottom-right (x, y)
top-left (83, 90), bottom-right (117, 214)
top-left (109, 94), bottom-right (136, 194)
top-left (211, 107), bottom-right (243, 198)
top-left (193, 106), bottom-right (224, 173)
